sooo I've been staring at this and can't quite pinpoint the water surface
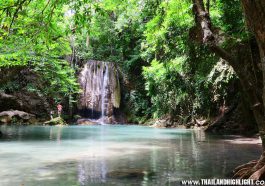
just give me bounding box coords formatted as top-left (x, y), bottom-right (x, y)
top-left (0, 125), bottom-right (261, 186)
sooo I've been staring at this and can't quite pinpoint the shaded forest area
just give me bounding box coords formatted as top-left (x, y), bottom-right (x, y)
top-left (1, 0), bottom-right (265, 178)
top-left (0, 0), bottom-right (262, 131)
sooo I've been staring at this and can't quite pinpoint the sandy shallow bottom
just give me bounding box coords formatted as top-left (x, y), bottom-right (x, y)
top-left (224, 137), bottom-right (262, 145)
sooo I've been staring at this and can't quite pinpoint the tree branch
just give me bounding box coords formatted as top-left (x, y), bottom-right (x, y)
top-left (206, 0), bottom-right (210, 13)
top-left (192, 0), bottom-right (237, 63)
top-left (8, 0), bottom-right (30, 34)
top-left (41, 0), bottom-right (51, 15)
top-left (210, 45), bottom-right (237, 64)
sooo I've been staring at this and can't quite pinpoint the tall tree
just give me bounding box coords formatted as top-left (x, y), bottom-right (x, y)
top-left (191, 0), bottom-right (265, 180)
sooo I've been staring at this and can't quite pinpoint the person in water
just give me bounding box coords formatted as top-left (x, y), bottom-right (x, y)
top-left (57, 104), bottom-right (63, 117)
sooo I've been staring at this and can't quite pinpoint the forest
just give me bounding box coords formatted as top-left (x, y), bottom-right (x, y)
top-left (1, 0), bottom-right (265, 184)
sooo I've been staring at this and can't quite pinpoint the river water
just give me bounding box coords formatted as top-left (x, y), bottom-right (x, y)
top-left (0, 125), bottom-right (261, 186)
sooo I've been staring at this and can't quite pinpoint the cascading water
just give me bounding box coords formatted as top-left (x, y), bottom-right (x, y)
top-left (78, 60), bottom-right (121, 124)
top-left (101, 64), bottom-right (109, 123)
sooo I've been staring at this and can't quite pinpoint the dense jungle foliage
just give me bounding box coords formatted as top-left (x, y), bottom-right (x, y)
top-left (0, 0), bottom-right (260, 125)
top-left (2, 0), bottom-right (265, 180)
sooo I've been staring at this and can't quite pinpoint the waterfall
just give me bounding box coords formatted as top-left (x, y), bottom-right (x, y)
top-left (101, 64), bottom-right (109, 123)
top-left (78, 60), bottom-right (121, 124)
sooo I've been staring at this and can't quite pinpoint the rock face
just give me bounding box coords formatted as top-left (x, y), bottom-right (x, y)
top-left (0, 110), bottom-right (35, 124)
top-left (206, 102), bottom-right (258, 134)
top-left (1, 92), bottom-right (50, 118)
top-left (78, 60), bottom-right (121, 123)
top-left (0, 67), bottom-right (50, 117)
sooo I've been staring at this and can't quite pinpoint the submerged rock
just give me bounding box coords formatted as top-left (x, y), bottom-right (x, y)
top-left (44, 117), bottom-right (66, 125)
top-left (106, 169), bottom-right (155, 179)
top-left (0, 110), bottom-right (35, 124)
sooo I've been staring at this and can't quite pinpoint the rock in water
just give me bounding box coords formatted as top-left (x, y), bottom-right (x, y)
top-left (0, 110), bottom-right (35, 124)
top-left (44, 117), bottom-right (66, 125)
top-left (77, 118), bottom-right (99, 125)
top-left (106, 169), bottom-right (155, 179)
top-left (78, 60), bottom-right (121, 123)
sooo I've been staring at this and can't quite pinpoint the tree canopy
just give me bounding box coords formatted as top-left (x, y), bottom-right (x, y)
top-left (0, 0), bottom-right (263, 126)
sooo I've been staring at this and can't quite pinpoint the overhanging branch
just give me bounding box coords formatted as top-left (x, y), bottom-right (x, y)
top-left (192, 0), bottom-right (237, 64)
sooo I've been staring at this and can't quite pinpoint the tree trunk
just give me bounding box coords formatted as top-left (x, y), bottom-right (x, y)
top-left (232, 1), bottom-right (265, 179)
top-left (241, 0), bottom-right (265, 146)
top-left (192, 0), bottom-right (265, 180)
top-left (192, 0), bottom-right (265, 148)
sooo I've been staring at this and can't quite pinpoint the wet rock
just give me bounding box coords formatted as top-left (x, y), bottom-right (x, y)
top-left (151, 120), bottom-right (167, 128)
top-left (73, 115), bottom-right (82, 120)
top-left (194, 119), bottom-right (208, 126)
top-left (44, 117), bottom-right (66, 125)
top-left (150, 119), bottom-right (174, 128)
top-left (77, 118), bottom-right (99, 125)
top-left (106, 169), bottom-right (155, 179)
top-left (0, 110), bottom-right (35, 124)
top-left (104, 116), bottom-right (116, 124)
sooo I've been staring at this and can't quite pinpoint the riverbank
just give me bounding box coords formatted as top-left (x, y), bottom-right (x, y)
top-left (141, 114), bottom-right (258, 136)
top-left (0, 108), bottom-right (258, 139)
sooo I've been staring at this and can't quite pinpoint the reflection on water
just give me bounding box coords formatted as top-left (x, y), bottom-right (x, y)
top-left (0, 125), bottom-right (262, 186)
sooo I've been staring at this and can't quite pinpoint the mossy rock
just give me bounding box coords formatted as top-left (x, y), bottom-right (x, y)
top-left (44, 117), bottom-right (66, 125)
top-left (0, 110), bottom-right (35, 124)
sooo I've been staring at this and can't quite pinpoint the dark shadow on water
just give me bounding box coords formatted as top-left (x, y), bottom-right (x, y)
top-left (0, 125), bottom-right (94, 141)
